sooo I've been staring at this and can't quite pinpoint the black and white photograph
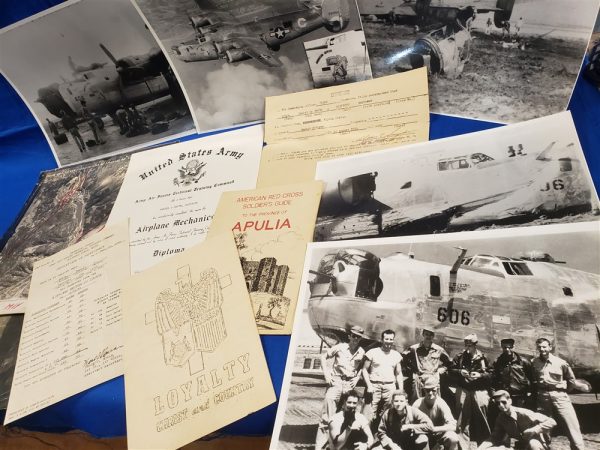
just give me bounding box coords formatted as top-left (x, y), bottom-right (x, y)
top-left (358, 0), bottom-right (600, 123)
top-left (314, 112), bottom-right (599, 242)
top-left (304, 30), bottom-right (372, 88)
top-left (133, 0), bottom-right (365, 130)
top-left (0, 315), bottom-right (23, 410)
top-left (0, 154), bottom-right (130, 312)
top-left (270, 222), bottom-right (600, 450)
top-left (583, 8), bottom-right (600, 86)
top-left (0, 0), bottom-right (196, 166)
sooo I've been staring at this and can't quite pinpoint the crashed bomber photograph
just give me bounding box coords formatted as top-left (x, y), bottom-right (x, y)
top-left (0, 0), bottom-right (195, 166)
top-left (271, 223), bottom-right (600, 450)
top-left (359, 0), bottom-right (600, 123)
top-left (313, 112), bottom-right (599, 242)
top-left (133, 0), bottom-right (364, 130)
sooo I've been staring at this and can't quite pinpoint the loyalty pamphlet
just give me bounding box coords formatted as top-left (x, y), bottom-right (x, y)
top-left (106, 125), bottom-right (263, 273)
top-left (208, 181), bottom-right (323, 334)
top-left (257, 69), bottom-right (429, 187)
top-left (4, 222), bottom-right (130, 424)
top-left (122, 233), bottom-right (275, 450)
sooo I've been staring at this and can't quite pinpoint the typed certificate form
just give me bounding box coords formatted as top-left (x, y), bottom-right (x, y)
top-left (107, 125), bottom-right (263, 273)
top-left (4, 222), bottom-right (130, 424)
top-left (258, 68), bottom-right (429, 186)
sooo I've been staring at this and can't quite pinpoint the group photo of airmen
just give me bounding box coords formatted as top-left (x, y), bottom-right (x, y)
top-left (315, 326), bottom-right (589, 450)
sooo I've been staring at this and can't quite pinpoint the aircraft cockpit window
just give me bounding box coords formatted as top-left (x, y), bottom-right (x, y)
top-left (438, 161), bottom-right (448, 171)
top-left (303, 358), bottom-right (312, 369)
top-left (563, 287), bottom-right (573, 296)
top-left (463, 258), bottom-right (472, 265)
top-left (459, 159), bottom-right (470, 169)
top-left (502, 262), bottom-right (533, 276)
top-left (336, 262), bottom-right (345, 272)
top-left (469, 257), bottom-right (493, 268)
top-left (313, 359), bottom-right (321, 370)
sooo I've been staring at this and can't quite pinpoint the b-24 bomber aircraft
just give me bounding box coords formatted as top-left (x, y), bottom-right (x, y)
top-left (315, 141), bottom-right (598, 240)
top-left (171, 0), bottom-right (350, 67)
top-left (36, 44), bottom-right (181, 120)
top-left (307, 245), bottom-right (600, 390)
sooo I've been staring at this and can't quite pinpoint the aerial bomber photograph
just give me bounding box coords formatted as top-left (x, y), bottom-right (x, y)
top-left (133, 0), bottom-right (366, 129)
top-left (359, 0), bottom-right (600, 123)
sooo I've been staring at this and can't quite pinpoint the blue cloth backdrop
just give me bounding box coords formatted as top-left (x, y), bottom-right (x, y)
top-left (0, 0), bottom-right (598, 438)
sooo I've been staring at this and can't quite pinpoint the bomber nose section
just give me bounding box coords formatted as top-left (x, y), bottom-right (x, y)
top-left (173, 42), bottom-right (219, 62)
top-left (308, 296), bottom-right (417, 347)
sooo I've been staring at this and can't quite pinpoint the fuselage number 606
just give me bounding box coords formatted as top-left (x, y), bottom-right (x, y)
top-left (437, 307), bottom-right (470, 325)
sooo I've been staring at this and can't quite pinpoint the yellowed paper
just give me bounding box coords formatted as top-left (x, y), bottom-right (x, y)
top-left (208, 181), bottom-right (323, 335)
top-left (122, 233), bottom-right (275, 450)
top-left (258, 68), bottom-right (429, 187)
top-left (4, 222), bottom-right (130, 424)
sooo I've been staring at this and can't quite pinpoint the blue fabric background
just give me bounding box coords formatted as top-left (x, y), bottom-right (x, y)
top-left (0, 0), bottom-right (598, 438)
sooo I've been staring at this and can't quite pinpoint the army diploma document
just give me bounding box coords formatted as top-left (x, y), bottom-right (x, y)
top-left (106, 125), bottom-right (263, 273)
top-left (4, 222), bottom-right (130, 424)
top-left (208, 181), bottom-right (323, 335)
top-left (122, 233), bottom-right (275, 450)
top-left (257, 68), bottom-right (429, 187)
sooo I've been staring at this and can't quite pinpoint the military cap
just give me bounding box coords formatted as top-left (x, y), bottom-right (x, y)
top-left (464, 333), bottom-right (478, 343)
top-left (423, 377), bottom-right (439, 390)
top-left (500, 338), bottom-right (515, 347)
top-left (491, 389), bottom-right (510, 399)
top-left (349, 325), bottom-right (366, 338)
top-left (422, 328), bottom-right (435, 337)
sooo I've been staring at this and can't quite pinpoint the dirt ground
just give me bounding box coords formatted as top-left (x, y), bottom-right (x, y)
top-left (364, 22), bottom-right (586, 123)
top-left (274, 375), bottom-right (600, 450)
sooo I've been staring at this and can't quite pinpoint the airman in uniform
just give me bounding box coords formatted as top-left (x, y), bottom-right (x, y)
top-left (315, 325), bottom-right (367, 450)
top-left (450, 334), bottom-right (491, 445)
top-left (403, 328), bottom-right (452, 403)
top-left (531, 337), bottom-right (584, 450)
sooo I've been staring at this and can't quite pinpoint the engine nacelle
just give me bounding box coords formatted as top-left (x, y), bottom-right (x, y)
top-left (214, 40), bottom-right (237, 54)
top-left (225, 49), bottom-right (251, 63)
top-left (318, 172), bottom-right (378, 216)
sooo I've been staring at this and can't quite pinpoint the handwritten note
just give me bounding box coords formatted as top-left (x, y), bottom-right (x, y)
top-left (257, 69), bottom-right (430, 187)
top-left (4, 222), bottom-right (130, 424)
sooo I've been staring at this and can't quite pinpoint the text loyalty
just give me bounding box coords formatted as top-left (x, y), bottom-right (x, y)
top-left (153, 353), bottom-right (250, 415)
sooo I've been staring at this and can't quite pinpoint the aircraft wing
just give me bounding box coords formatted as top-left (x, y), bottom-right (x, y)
top-left (233, 36), bottom-right (283, 67)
